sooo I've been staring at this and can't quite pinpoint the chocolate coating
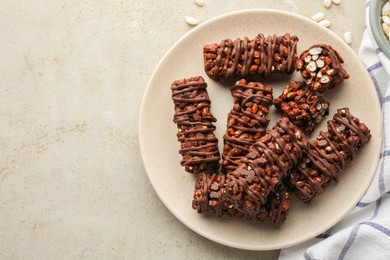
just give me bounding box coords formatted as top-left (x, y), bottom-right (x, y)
top-left (224, 117), bottom-right (307, 217)
top-left (192, 81), bottom-right (292, 224)
top-left (296, 44), bottom-right (349, 93)
top-left (288, 108), bottom-right (371, 203)
top-left (266, 183), bottom-right (291, 224)
top-left (192, 172), bottom-right (226, 216)
top-left (204, 33), bottom-right (299, 80)
top-left (274, 81), bottom-right (330, 135)
top-left (222, 79), bottom-right (273, 174)
top-left (192, 171), bottom-right (291, 224)
top-left (171, 76), bottom-right (221, 174)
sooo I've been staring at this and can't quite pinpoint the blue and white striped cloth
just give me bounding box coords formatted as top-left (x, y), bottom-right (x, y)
top-left (279, 2), bottom-right (390, 259)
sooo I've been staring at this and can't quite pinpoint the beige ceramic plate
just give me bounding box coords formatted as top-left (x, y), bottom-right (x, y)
top-left (139, 10), bottom-right (382, 250)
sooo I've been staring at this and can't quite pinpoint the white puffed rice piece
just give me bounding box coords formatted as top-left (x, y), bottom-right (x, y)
top-left (185, 16), bottom-right (198, 26)
top-left (321, 75), bottom-right (330, 83)
top-left (309, 47), bottom-right (322, 55)
top-left (307, 61), bottom-right (317, 72)
top-left (194, 0), bottom-right (204, 7)
top-left (382, 2), bottom-right (390, 16)
top-left (332, 0), bottom-right (341, 5)
top-left (319, 19), bottom-right (331, 28)
top-left (344, 32), bottom-right (352, 45)
top-left (327, 69), bottom-right (335, 75)
top-left (311, 12), bottom-right (324, 22)
top-left (324, 0), bottom-right (332, 9)
top-left (383, 23), bottom-right (390, 35)
top-left (383, 15), bottom-right (390, 25)
top-left (316, 59), bottom-right (325, 68)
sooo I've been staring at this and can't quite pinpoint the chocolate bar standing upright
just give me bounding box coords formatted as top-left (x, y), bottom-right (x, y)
top-left (288, 108), bottom-right (371, 203)
top-left (222, 79), bottom-right (273, 174)
top-left (296, 44), bottom-right (349, 93)
top-left (274, 81), bottom-right (330, 135)
top-left (204, 33), bottom-right (299, 80)
top-left (224, 117), bottom-right (308, 217)
top-left (171, 76), bottom-right (221, 174)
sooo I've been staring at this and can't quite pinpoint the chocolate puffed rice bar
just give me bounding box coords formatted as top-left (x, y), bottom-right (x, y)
top-left (171, 76), bottom-right (221, 174)
top-left (274, 81), bottom-right (330, 135)
top-left (296, 44), bottom-right (349, 93)
top-left (192, 171), bottom-right (291, 224)
top-left (193, 80), bottom-right (291, 224)
top-left (224, 117), bottom-right (307, 218)
top-left (288, 108), bottom-right (371, 203)
top-left (265, 183), bottom-right (291, 224)
top-left (192, 172), bottom-right (227, 217)
top-left (222, 79), bottom-right (273, 174)
top-left (204, 33), bottom-right (299, 80)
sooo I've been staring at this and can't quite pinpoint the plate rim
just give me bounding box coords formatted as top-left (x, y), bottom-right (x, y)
top-left (139, 9), bottom-right (383, 251)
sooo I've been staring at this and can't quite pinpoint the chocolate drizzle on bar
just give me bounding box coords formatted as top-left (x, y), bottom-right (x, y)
top-left (296, 44), bottom-right (349, 93)
top-left (204, 33), bottom-right (299, 80)
top-left (274, 81), bottom-right (330, 135)
top-left (267, 183), bottom-right (291, 224)
top-left (288, 108), bottom-right (371, 203)
top-left (191, 81), bottom-right (293, 224)
top-left (173, 41), bottom-right (370, 225)
top-left (224, 118), bottom-right (307, 216)
top-left (171, 76), bottom-right (221, 174)
top-left (222, 79), bottom-right (273, 174)
top-left (192, 164), bottom-right (292, 224)
top-left (192, 172), bottom-right (226, 216)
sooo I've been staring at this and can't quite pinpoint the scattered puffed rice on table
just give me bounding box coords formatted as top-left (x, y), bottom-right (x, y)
top-left (319, 19), bottom-right (331, 28)
top-left (185, 16), bottom-right (198, 26)
top-left (324, 0), bottom-right (332, 9)
top-left (311, 12), bottom-right (324, 22)
top-left (332, 0), bottom-right (341, 5)
top-left (194, 0), bottom-right (204, 7)
top-left (344, 32), bottom-right (352, 45)
top-left (309, 12), bottom-right (330, 30)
